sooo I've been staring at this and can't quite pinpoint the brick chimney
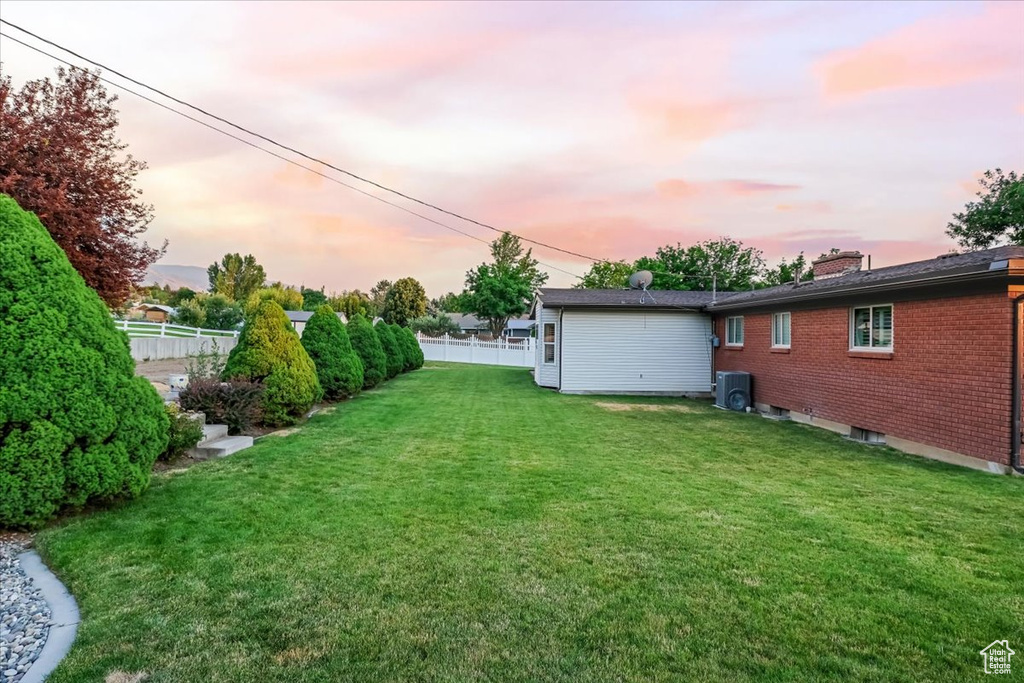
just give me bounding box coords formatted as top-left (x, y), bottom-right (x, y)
top-left (811, 251), bottom-right (863, 280)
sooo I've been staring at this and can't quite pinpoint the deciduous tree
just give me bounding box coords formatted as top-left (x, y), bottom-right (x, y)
top-left (947, 169), bottom-right (1024, 250)
top-left (301, 286), bottom-right (328, 311)
top-left (0, 67), bottom-right (164, 307)
top-left (574, 260), bottom-right (633, 289)
top-left (208, 253), bottom-right (266, 302)
top-left (637, 237), bottom-right (765, 291)
top-left (462, 233), bottom-right (548, 338)
top-left (382, 277), bottom-right (427, 326)
top-left (328, 290), bottom-right (372, 319)
top-left (247, 283), bottom-right (303, 313)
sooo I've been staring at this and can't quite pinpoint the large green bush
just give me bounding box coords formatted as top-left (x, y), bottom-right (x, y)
top-left (375, 321), bottom-right (404, 379)
top-left (222, 300), bottom-right (321, 426)
top-left (396, 326), bottom-right (425, 371)
top-left (301, 305), bottom-right (364, 400)
top-left (347, 314), bottom-right (387, 389)
top-left (0, 195), bottom-right (169, 528)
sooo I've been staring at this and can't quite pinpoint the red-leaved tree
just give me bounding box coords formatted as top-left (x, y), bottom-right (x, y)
top-left (0, 66), bottom-right (164, 307)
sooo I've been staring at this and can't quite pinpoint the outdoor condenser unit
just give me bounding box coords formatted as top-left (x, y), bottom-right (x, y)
top-left (715, 371), bottom-right (752, 411)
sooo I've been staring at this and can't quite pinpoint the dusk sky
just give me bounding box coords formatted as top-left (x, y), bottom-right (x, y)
top-left (1, 0), bottom-right (1022, 295)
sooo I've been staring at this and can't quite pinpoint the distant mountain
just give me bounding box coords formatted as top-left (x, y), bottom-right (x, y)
top-left (142, 264), bottom-right (209, 292)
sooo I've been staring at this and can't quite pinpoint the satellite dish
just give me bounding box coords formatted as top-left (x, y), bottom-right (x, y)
top-left (628, 270), bottom-right (654, 290)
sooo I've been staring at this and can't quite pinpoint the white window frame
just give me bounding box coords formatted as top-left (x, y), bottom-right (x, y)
top-left (850, 304), bottom-right (893, 351)
top-left (771, 312), bottom-right (791, 349)
top-left (725, 316), bottom-right (744, 346)
top-left (543, 322), bottom-right (556, 365)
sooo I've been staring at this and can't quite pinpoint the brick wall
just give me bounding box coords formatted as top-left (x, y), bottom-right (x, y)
top-left (715, 291), bottom-right (1015, 465)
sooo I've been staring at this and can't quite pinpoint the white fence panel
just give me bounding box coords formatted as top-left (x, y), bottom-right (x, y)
top-left (416, 333), bottom-right (534, 368)
top-left (130, 336), bottom-right (239, 361)
top-left (113, 319), bottom-right (240, 339)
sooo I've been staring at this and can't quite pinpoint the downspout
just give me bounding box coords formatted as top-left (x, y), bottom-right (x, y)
top-left (558, 308), bottom-right (564, 391)
top-left (1011, 292), bottom-right (1024, 473)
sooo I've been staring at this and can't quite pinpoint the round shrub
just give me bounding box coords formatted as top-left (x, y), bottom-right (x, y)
top-left (389, 324), bottom-right (414, 372)
top-left (375, 321), bottom-right (404, 379)
top-left (222, 300), bottom-right (321, 426)
top-left (397, 326), bottom-right (425, 371)
top-left (0, 195), bottom-right (169, 529)
top-left (301, 305), bottom-right (364, 400)
top-left (161, 404), bottom-right (204, 461)
top-left (347, 314), bottom-right (387, 389)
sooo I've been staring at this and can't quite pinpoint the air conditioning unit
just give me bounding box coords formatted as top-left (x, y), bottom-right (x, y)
top-left (715, 371), bottom-right (752, 411)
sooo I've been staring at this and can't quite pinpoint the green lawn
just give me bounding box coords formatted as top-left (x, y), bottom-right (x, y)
top-left (39, 363), bottom-right (1023, 682)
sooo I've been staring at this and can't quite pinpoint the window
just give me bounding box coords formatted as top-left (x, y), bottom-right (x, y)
top-left (771, 312), bottom-right (791, 348)
top-left (850, 305), bottom-right (892, 350)
top-left (725, 316), bottom-right (744, 346)
top-left (543, 322), bottom-right (556, 364)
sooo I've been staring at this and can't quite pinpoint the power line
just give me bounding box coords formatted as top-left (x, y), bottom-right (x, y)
top-left (0, 18), bottom-right (608, 266)
top-left (0, 30), bottom-right (584, 280)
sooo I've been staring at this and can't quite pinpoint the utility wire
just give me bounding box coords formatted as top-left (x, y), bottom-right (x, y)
top-left (0, 30), bottom-right (584, 280)
top-left (0, 18), bottom-right (607, 266)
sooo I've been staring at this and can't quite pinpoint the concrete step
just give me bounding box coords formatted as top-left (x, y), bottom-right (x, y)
top-left (189, 435), bottom-right (253, 460)
top-left (199, 423), bottom-right (229, 445)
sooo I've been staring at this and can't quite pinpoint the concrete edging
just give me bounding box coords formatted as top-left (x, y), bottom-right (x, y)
top-left (16, 551), bottom-right (80, 683)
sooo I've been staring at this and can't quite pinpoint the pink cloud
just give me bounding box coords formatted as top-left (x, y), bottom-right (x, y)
top-left (817, 2), bottom-right (1024, 99)
top-left (657, 178), bottom-right (801, 199)
top-left (775, 201), bottom-right (832, 214)
top-left (632, 97), bottom-right (760, 143)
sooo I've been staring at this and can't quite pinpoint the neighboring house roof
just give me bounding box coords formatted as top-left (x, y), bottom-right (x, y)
top-left (447, 312), bottom-right (487, 330)
top-left (708, 245), bottom-right (1024, 311)
top-left (285, 310), bottom-right (348, 324)
top-left (535, 288), bottom-right (727, 313)
top-left (446, 313), bottom-right (532, 331)
top-left (135, 304), bottom-right (176, 314)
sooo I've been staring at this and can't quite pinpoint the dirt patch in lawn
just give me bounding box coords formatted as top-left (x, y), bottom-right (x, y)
top-left (105, 671), bottom-right (149, 683)
top-left (594, 402), bottom-right (700, 414)
top-left (263, 427), bottom-right (301, 438)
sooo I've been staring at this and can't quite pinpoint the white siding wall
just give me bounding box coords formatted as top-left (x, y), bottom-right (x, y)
top-left (535, 305), bottom-right (560, 388)
top-left (560, 310), bottom-right (712, 395)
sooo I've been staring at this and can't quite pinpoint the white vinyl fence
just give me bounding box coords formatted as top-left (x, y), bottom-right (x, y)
top-left (114, 319), bottom-right (240, 339)
top-left (416, 333), bottom-right (534, 367)
top-left (130, 336), bottom-right (239, 361)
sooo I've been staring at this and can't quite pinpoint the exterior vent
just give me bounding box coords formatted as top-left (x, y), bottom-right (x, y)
top-left (715, 371), bottom-right (751, 411)
top-left (850, 426), bottom-right (886, 444)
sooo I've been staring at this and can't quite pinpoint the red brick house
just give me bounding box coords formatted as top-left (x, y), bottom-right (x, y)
top-left (708, 246), bottom-right (1024, 474)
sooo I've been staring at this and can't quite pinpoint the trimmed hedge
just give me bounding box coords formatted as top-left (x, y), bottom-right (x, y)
top-left (347, 314), bottom-right (387, 389)
top-left (396, 326), bottom-right (425, 371)
top-left (0, 195), bottom-right (169, 528)
top-left (301, 305), bottom-right (364, 400)
top-left (222, 300), bottom-right (321, 426)
top-left (375, 321), bottom-right (404, 379)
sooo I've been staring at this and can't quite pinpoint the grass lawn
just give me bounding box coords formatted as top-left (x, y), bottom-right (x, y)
top-left (39, 363), bottom-right (1023, 682)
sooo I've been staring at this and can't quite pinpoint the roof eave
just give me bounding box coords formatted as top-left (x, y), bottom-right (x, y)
top-left (707, 268), bottom-right (1010, 311)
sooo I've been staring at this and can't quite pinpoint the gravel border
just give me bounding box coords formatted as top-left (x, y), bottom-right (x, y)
top-left (12, 552), bottom-right (79, 683)
top-left (1, 541), bottom-right (50, 683)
